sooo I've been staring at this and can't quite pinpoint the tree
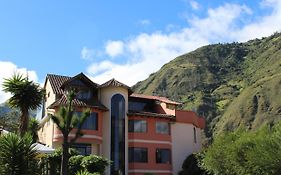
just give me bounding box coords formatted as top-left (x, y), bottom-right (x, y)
top-left (200, 123), bottom-right (281, 175)
top-left (0, 133), bottom-right (39, 175)
top-left (2, 73), bottom-right (44, 136)
top-left (28, 117), bottom-right (40, 143)
top-left (49, 90), bottom-right (90, 175)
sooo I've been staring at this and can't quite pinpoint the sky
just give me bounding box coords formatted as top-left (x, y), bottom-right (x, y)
top-left (0, 0), bottom-right (281, 103)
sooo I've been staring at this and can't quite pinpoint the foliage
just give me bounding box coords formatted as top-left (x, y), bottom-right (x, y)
top-left (28, 117), bottom-right (40, 143)
top-left (69, 155), bottom-right (84, 175)
top-left (179, 153), bottom-right (207, 175)
top-left (2, 73), bottom-right (44, 135)
top-left (200, 122), bottom-right (281, 175)
top-left (43, 148), bottom-right (109, 175)
top-left (133, 32), bottom-right (281, 138)
top-left (75, 170), bottom-right (100, 175)
top-left (49, 90), bottom-right (90, 175)
top-left (44, 148), bottom-right (79, 175)
top-left (0, 133), bottom-right (39, 175)
top-left (80, 155), bottom-right (110, 174)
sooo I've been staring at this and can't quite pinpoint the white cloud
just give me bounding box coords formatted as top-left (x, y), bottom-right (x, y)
top-left (139, 19), bottom-right (151, 25)
top-left (105, 41), bottom-right (124, 57)
top-left (86, 1), bottom-right (281, 86)
top-left (81, 47), bottom-right (95, 60)
top-left (0, 61), bottom-right (38, 104)
top-left (190, 0), bottom-right (200, 10)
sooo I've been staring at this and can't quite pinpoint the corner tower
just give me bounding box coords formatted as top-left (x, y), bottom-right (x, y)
top-left (99, 79), bottom-right (132, 175)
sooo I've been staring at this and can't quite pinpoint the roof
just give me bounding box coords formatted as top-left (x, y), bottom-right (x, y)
top-left (46, 74), bottom-right (71, 94)
top-left (32, 143), bottom-right (55, 154)
top-left (61, 73), bottom-right (99, 89)
top-left (99, 78), bottom-right (133, 94)
top-left (48, 94), bottom-right (108, 111)
top-left (130, 93), bottom-right (181, 105)
top-left (128, 110), bottom-right (175, 120)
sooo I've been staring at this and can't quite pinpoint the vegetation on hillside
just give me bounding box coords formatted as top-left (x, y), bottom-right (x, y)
top-left (199, 123), bottom-right (281, 175)
top-left (133, 32), bottom-right (281, 138)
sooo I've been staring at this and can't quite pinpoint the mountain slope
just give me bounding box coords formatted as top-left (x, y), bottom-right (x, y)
top-left (133, 33), bottom-right (281, 137)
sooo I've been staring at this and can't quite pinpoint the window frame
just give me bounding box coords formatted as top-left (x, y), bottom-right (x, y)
top-left (128, 119), bottom-right (147, 133)
top-left (74, 111), bottom-right (98, 130)
top-left (129, 147), bottom-right (148, 163)
top-left (156, 121), bottom-right (170, 135)
top-left (71, 143), bottom-right (92, 155)
top-left (156, 148), bottom-right (171, 164)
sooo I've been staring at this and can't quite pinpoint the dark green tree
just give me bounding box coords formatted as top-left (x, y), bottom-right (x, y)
top-left (2, 74), bottom-right (44, 136)
top-left (28, 117), bottom-right (40, 143)
top-left (49, 90), bottom-right (90, 175)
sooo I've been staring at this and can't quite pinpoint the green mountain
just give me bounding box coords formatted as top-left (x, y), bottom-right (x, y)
top-left (133, 32), bottom-right (281, 137)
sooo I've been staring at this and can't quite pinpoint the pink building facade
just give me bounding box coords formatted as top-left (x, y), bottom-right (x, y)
top-left (39, 73), bottom-right (205, 175)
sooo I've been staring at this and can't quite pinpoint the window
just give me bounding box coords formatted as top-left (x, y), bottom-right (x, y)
top-left (194, 127), bottom-right (197, 143)
top-left (129, 147), bottom-right (148, 163)
top-left (156, 149), bottom-right (171, 164)
top-left (71, 143), bottom-right (91, 155)
top-left (156, 122), bottom-right (170, 134)
top-left (128, 120), bottom-right (147, 133)
top-left (77, 90), bottom-right (91, 100)
top-left (111, 94), bottom-right (125, 174)
top-left (166, 104), bottom-right (175, 110)
top-left (75, 112), bottom-right (98, 130)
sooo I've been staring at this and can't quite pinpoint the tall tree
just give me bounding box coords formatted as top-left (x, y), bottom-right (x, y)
top-left (49, 91), bottom-right (90, 175)
top-left (2, 74), bottom-right (44, 136)
top-left (28, 117), bottom-right (40, 143)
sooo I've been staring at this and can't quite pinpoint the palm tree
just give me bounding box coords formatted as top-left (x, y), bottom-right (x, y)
top-left (49, 90), bottom-right (90, 175)
top-left (2, 73), bottom-right (44, 136)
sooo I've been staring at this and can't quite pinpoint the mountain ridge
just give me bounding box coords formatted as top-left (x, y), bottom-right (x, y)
top-left (133, 32), bottom-right (281, 137)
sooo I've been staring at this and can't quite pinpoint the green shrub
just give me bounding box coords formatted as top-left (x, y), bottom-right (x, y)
top-left (76, 170), bottom-right (100, 175)
top-left (45, 148), bottom-right (79, 175)
top-left (69, 155), bottom-right (84, 175)
top-left (0, 133), bottom-right (39, 175)
top-left (81, 155), bottom-right (110, 174)
top-left (179, 153), bottom-right (206, 175)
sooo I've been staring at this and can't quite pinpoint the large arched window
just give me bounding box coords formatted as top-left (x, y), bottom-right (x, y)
top-left (111, 94), bottom-right (125, 175)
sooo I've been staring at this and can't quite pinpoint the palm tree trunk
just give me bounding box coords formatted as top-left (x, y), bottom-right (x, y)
top-left (20, 108), bottom-right (29, 136)
top-left (61, 137), bottom-right (69, 175)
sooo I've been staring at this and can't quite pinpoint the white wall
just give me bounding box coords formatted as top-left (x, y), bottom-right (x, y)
top-left (171, 123), bottom-right (202, 174)
top-left (38, 79), bottom-right (56, 147)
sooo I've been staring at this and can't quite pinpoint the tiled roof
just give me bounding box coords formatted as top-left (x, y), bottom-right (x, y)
top-left (46, 74), bottom-right (71, 94)
top-left (99, 78), bottom-right (133, 94)
top-left (61, 73), bottom-right (99, 89)
top-left (48, 95), bottom-right (108, 111)
top-left (130, 93), bottom-right (181, 105)
top-left (128, 110), bottom-right (175, 120)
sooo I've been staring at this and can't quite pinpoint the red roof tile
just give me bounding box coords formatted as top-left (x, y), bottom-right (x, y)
top-left (46, 74), bottom-right (71, 94)
top-left (48, 94), bottom-right (107, 111)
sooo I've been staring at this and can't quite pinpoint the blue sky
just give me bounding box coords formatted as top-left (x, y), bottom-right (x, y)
top-left (1, 0), bottom-right (281, 103)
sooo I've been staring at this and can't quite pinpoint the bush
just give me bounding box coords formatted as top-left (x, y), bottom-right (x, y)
top-left (0, 133), bottom-right (39, 175)
top-left (44, 148), bottom-right (79, 175)
top-left (179, 153), bottom-right (206, 175)
top-left (69, 155), bottom-right (84, 175)
top-left (76, 170), bottom-right (100, 175)
top-left (81, 155), bottom-right (110, 174)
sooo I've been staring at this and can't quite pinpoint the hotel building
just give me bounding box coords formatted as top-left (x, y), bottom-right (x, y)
top-left (39, 73), bottom-right (205, 175)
